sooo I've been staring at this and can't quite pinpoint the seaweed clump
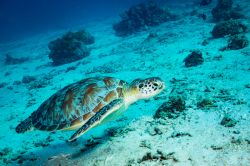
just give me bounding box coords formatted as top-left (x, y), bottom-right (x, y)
top-left (212, 0), bottom-right (243, 21)
top-left (154, 96), bottom-right (186, 119)
top-left (184, 50), bottom-right (204, 67)
top-left (211, 19), bottom-right (247, 38)
top-left (138, 151), bottom-right (178, 164)
top-left (197, 98), bottom-right (215, 109)
top-left (113, 1), bottom-right (173, 36)
top-left (48, 30), bottom-right (95, 66)
top-left (226, 35), bottom-right (249, 50)
top-left (220, 115), bottom-right (237, 127)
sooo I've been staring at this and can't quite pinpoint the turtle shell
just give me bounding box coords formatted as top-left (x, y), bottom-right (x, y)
top-left (30, 77), bottom-right (126, 131)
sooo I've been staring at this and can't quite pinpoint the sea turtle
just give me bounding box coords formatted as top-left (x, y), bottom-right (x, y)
top-left (16, 76), bottom-right (165, 142)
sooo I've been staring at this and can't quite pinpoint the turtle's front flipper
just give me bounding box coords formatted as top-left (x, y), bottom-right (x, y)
top-left (68, 99), bottom-right (124, 142)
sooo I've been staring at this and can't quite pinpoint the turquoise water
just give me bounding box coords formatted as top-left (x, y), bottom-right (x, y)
top-left (0, 0), bottom-right (250, 165)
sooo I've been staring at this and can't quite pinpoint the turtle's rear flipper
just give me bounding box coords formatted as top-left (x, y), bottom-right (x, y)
top-left (68, 99), bottom-right (123, 142)
top-left (16, 117), bottom-right (33, 133)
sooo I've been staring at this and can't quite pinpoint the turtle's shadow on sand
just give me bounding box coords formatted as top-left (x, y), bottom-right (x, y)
top-left (20, 126), bottom-right (122, 165)
top-left (70, 134), bottom-right (110, 159)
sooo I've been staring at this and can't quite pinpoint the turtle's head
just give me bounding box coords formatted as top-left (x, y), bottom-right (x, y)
top-left (129, 77), bottom-right (165, 100)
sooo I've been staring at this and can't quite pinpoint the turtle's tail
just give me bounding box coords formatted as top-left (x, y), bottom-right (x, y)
top-left (16, 117), bottom-right (33, 133)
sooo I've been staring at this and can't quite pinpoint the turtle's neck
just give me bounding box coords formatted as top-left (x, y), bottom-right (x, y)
top-left (123, 85), bottom-right (140, 108)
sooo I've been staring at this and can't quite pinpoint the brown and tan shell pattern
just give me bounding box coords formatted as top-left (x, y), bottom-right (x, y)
top-left (30, 77), bottom-right (126, 131)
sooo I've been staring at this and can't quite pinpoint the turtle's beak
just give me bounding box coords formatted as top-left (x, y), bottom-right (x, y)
top-left (160, 82), bottom-right (165, 90)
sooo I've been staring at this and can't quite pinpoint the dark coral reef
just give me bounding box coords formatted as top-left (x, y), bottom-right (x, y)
top-left (48, 30), bottom-right (95, 66)
top-left (184, 50), bottom-right (204, 67)
top-left (226, 34), bottom-right (249, 50)
top-left (113, 1), bottom-right (173, 36)
top-left (212, 0), bottom-right (243, 21)
top-left (212, 19), bottom-right (247, 38)
top-left (200, 0), bottom-right (212, 6)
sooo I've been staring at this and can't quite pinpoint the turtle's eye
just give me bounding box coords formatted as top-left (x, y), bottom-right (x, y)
top-left (153, 83), bottom-right (158, 87)
top-left (138, 84), bottom-right (143, 88)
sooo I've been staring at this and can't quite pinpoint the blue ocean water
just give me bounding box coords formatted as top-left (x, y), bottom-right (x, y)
top-left (0, 0), bottom-right (250, 165)
top-left (0, 0), bottom-right (145, 43)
